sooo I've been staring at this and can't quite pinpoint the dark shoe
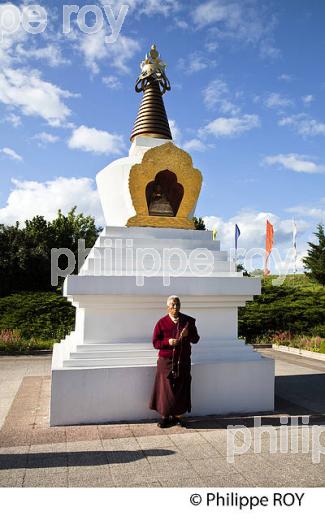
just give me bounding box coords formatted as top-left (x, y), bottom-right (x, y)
top-left (157, 417), bottom-right (171, 428)
top-left (173, 416), bottom-right (187, 428)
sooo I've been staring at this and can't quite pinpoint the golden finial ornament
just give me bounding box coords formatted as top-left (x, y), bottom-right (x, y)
top-left (135, 44), bottom-right (171, 95)
top-left (130, 44), bottom-right (172, 141)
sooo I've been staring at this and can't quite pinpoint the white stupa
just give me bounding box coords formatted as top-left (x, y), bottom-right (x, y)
top-left (50, 45), bottom-right (274, 426)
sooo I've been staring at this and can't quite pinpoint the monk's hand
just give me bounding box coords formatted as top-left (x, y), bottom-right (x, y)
top-left (169, 338), bottom-right (179, 346)
top-left (182, 328), bottom-right (189, 338)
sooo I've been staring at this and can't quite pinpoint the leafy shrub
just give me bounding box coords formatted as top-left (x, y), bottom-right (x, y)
top-left (0, 292), bottom-right (75, 340)
top-left (239, 274), bottom-right (325, 342)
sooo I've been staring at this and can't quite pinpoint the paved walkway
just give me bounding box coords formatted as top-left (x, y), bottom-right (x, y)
top-left (0, 350), bottom-right (324, 487)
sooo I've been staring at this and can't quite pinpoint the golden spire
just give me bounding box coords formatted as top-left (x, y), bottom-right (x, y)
top-left (130, 44), bottom-right (172, 142)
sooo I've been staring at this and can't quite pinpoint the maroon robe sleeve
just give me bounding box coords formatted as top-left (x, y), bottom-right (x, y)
top-left (188, 318), bottom-right (200, 344)
top-left (152, 319), bottom-right (172, 351)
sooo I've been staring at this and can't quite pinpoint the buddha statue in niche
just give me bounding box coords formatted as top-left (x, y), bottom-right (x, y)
top-left (148, 183), bottom-right (174, 216)
top-left (146, 170), bottom-right (184, 218)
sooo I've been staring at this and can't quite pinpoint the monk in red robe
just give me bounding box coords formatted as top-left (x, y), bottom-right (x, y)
top-left (149, 295), bottom-right (200, 428)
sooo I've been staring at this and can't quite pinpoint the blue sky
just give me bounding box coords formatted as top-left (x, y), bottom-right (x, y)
top-left (0, 0), bottom-right (325, 273)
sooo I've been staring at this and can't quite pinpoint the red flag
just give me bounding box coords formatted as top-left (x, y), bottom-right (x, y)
top-left (264, 220), bottom-right (274, 276)
top-left (265, 220), bottom-right (274, 253)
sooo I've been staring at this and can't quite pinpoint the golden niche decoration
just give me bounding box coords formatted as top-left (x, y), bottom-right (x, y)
top-left (127, 142), bottom-right (202, 229)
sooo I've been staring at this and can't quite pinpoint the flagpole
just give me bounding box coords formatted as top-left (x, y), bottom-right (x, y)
top-left (293, 218), bottom-right (297, 277)
top-left (234, 224), bottom-right (240, 273)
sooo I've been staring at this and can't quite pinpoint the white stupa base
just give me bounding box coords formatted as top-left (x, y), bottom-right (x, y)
top-left (50, 226), bottom-right (275, 426)
top-left (51, 340), bottom-right (274, 426)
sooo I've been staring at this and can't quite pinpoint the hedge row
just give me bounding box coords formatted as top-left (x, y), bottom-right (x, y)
top-left (0, 291), bottom-right (75, 340)
top-left (239, 275), bottom-right (325, 341)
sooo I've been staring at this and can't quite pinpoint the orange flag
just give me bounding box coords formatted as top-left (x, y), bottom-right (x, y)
top-left (266, 220), bottom-right (274, 254)
top-left (264, 220), bottom-right (274, 276)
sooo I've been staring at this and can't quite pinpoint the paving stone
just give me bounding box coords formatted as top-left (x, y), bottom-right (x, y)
top-left (0, 444), bottom-right (29, 454)
top-left (158, 476), bottom-right (205, 487)
top-left (0, 468), bottom-right (26, 487)
top-left (227, 453), bottom-right (299, 486)
top-left (68, 476), bottom-right (115, 488)
top-left (30, 429), bottom-right (66, 445)
top-left (187, 456), bottom-right (241, 478)
top-left (199, 429), bottom-right (255, 456)
top-left (120, 480), bottom-right (162, 488)
top-left (104, 449), bottom-right (147, 464)
top-left (66, 426), bottom-right (100, 443)
top-left (29, 442), bottom-right (66, 454)
top-left (201, 473), bottom-right (251, 487)
top-left (0, 452), bottom-right (28, 470)
top-left (177, 442), bottom-right (223, 460)
top-left (147, 460), bottom-right (195, 479)
top-left (67, 452), bottom-right (108, 468)
top-left (101, 437), bottom-right (140, 450)
top-left (66, 440), bottom-right (103, 452)
top-left (109, 464), bottom-right (154, 482)
top-left (27, 454), bottom-right (68, 470)
top-left (260, 452), bottom-right (325, 485)
top-left (23, 470), bottom-right (68, 487)
top-left (136, 434), bottom-right (176, 450)
top-left (68, 467), bottom-right (114, 487)
top-left (98, 426), bottom-right (134, 440)
top-left (171, 432), bottom-right (205, 445)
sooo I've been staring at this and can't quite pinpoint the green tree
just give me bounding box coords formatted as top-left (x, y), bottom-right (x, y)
top-left (0, 208), bottom-right (102, 296)
top-left (303, 224), bottom-right (325, 286)
top-left (192, 217), bottom-right (206, 230)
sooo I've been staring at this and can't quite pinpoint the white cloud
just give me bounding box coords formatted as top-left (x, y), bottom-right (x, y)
top-left (259, 40), bottom-right (280, 60)
top-left (4, 113), bottom-right (22, 127)
top-left (205, 41), bottom-right (219, 52)
top-left (1, 147), bottom-right (23, 162)
top-left (169, 120), bottom-right (207, 151)
top-left (0, 4), bottom-right (28, 67)
top-left (15, 44), bottom-right (69, 67)
top-left (0, 5), bottom-right (75, 128)
top-left (102, 75), bottom-right (122, 89)
top-left (200, 114), bottom-right (260, 138)
top-left (264, 92), bottom-right (293, 109)
top-left (0, 67), bottom-right (74, 127)
top-left (278, 113), bottom-right (325, 137)
top-left (79, 31), bottom-right (140, 74)
top-left (291, 207), bottom-right (325, 220)
top-left (139, 0), bottom-right (180, 16)
top-left (178, 52), bottom-right (213, 75)
top-left (302, 94), bottom-right (314, 105)
top-left (169, 119), bottom-right (182, 146)
top-left (175, 19), bottom-right (188, 29)
top-left (33, 132), bottom-right (60, 146)
top-left (203, 79), bottom-right (240, 115)
top-left (286, 202), bottom-right (325, 220)
top-left (68, 125), bottom-right (125, 155)
top-left (0, 177), bottom-right (104, 226)
top-left (278, 73), bottom-right (293, 82)
top-left (263, 154), bottom-right (325, 174)
top-left (193, 0), bottom-right (241, 29)
top-left (192, 0), bottom-right (280, 59)
top-left (99, 0), bottom-right (179, 16)
top-left (183, 139), bottom-right (208, 152)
